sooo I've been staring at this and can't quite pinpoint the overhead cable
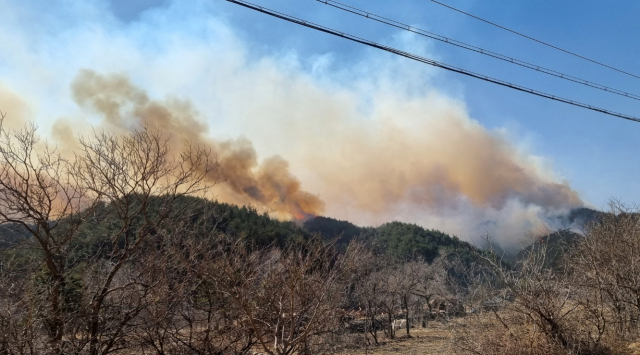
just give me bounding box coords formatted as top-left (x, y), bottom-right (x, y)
top-left (425, 0), bottom-right (640, 81)
top-left (316, 0), bottom-right (640, 102)
top-left (221, 0), bottom-right (640, 123)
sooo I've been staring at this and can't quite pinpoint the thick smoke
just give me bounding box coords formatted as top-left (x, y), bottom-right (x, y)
top-left (286, 91), bottom-right (584, 249)
top-left (63, 68), bottom-right (583, 247)
top-left (304, 107), bottom-right (582, 213)
top-left (0, 83), bottom-right (29, 128)
top-left (0, 0), bottom-right (588, 248)
top-left (209, 52), bottom-right (585, 248)
top-left (65, 70), bottom-right (325, 219)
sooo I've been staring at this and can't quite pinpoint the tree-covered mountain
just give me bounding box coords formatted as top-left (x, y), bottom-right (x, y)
top-left (64, 196), bottom-right (315, 261)
top-left (2, 196), bottom-right (480, 266)
top-left (369, 221), bottom-right (471, 262)
top-left (0, 224), bottom-right (29, 249)
top-left (304, 216), bottom-right (477, 263)
top-left (516, 229), bottom-right (583, 271)
top-left (514, 207), bottom-right (623, 271)
top-left (551, 207), bottom-right (604, 230)
top-left (1, 198), bottom-right (616, 271)
top-left (303, 216), bottom-right (367, 246)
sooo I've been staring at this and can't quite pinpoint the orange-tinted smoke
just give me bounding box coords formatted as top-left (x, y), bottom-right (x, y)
top-left (308, 110), bottom-right (584, 213)
top-left (68, 70), bottom-right (324, 219)
top-left (0, 83), bottom-right (30, 128)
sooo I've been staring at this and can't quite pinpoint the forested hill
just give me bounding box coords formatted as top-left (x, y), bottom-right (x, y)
top-left (303, 216), bottom-right (367, 246)
top-left (0, 198), bottom-right (613, 268)
top-left (304, 216), bottom-right (477, 262)
top-left (0, 196), bottom-right (478, 263)
top-left (67, 196), bottom-right (315, 257)
top-left (552, 207), bottom-right (605, 229)
top-left (516, 229), bottom-right (583, 271)
top-left (373, 221), bottom-right (474, 262)
top-left (514, 207), bottom-right (610, 270)
top-left (0, 224), bottom-right (30, 249)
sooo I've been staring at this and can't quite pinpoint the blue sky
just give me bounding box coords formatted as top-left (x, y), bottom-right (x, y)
top-left (244, 0), bottom-right (640, 205)
top-left (0, 0), bottom-right (638, 243)
top-left (110, 0), bottom-right (639, 208)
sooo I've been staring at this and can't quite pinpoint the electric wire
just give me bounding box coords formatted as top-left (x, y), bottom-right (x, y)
top-left (221, 0), bottom-right (640, 123)
top-left (316, 0), bottom-right (640, 102)
top-left (425, 0), bottom-right (640, 81)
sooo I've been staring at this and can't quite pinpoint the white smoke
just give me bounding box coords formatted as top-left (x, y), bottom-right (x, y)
top-left (0, 0), bottom-right (583, 248)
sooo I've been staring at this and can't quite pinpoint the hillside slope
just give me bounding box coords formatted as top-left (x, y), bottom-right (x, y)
top-left (1, 196), bottom-right (479, 265)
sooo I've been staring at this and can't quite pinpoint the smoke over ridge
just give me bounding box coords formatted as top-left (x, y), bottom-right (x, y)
top-left (268, 77), bottom-right (585, 248)
top-left (57, 67), bottom-right (584, 249)
top-left (0, 0), bottom-right (588, 248)
top-left (63, 70), bottom-right (324, 219)
top-left (0, 83), bottom-right (29, 129)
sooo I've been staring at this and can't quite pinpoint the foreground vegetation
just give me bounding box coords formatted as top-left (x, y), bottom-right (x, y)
top-left (0, 115), bottom-right (639, 355)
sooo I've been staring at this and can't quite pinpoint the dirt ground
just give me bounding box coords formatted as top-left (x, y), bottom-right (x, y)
top-left (338, 322), bottom-right (455, 355)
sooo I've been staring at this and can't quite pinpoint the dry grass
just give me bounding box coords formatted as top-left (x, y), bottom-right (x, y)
top-left (337, 321), bottom-right (455, 355)
top-left (335, 310), bottom-right (640, 355)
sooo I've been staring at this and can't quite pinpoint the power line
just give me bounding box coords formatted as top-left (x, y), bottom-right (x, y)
top-left (316, 0), bottom-right (640, 102)
top-left (221, 0), bottom-right (640, 123)
top-left (425, 0), bottom-right (640, 81)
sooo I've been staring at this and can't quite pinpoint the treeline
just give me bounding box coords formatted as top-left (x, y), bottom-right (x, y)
top-left (0, 119), bottom-right (481, 355)
top-left (306, 217), bottom-right (477, 263)
top-left (0, 191), bottom-right (480, 354)
top-left (2, 117), bottom-right (637, 355)
top-left (453, 204), bottom-right (640, 355)
top-left (1, 197), bottom-right (478, 272)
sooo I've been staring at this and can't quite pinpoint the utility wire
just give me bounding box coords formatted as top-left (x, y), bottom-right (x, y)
top-left (221, 0), bottom-right (640, 123)
top-left (316, 0), bottom-right (640, 102)
top-left (425, 0), bottom-right (640, 81)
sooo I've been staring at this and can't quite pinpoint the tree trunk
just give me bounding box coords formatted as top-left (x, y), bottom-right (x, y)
top-left (367, 301), bottom-right (378, 344)
top-left (49, 271), bottom-right (65, 355)
top-left (403, 295), bottom-right (410, 336)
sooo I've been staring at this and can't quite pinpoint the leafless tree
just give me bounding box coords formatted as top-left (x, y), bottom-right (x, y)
top-left (0, 114), bottom-right (100, 354)
top-left (411, 257), bottom-right (452, 327)
top-left (570, 202), bottom-right (640, 341)
top-left (202, 237), bottom-right (362, 355)
top-left (453, 233), bottom-right (618, 355)
top-left (0, 251), bottom-right (45, 355)
top-left (351, 260), bottom-right (381, 345)
top-left (72, 127), bottom-right (216, 355)
top-left (144, 222), bottom-right (259, 355)
top-left (0, 114), bottom-right (218, 354)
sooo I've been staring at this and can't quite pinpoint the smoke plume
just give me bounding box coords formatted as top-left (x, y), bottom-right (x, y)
top-left (307, 109), bottom-right (582, 212)
top-left (308, 101), bottom-right (582, 212)
top-left (62, 67), bottom-right (583, 247)
top-left (294, 95), bottom-right (585, 248)
top-left (66, 70), bottom-right (325, 219)
top-left (0, 83), bottom-right (29, 128)
top-left (207, 50), bottom-right (585, 248)
top-left (0, 0), bottom-right (589, 247)
top-left (290, 93), bottom-right (582, 249)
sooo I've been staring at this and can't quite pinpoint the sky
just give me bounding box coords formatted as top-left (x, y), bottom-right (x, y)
top-left (0, 0), bottom-right (638, 246)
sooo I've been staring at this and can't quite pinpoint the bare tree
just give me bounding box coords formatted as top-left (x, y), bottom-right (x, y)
top-left (352, 251), bottom-right (385, 346)
top-left (0, 251), bottom-right (44, 355)
top-left (394, 261), bottom-right (421, 337)
top-left (0, 114), bottom-right (218, 354)
top-left (203, 237), bottom-right (361, 355)
top-left (142, 221), bottom-right (259, 355)
top-left (570, 202), bottom-right (640, 340)
top-left (453, 234), bottom-right (615, 355)
top-left (0, 114), bottom-right (98, 354)
top-left (411, 257), bottom-right (451, 327)
top-left (72, 127), bottom-right (216, 355)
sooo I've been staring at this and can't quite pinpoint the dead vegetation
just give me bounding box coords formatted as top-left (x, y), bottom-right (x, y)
top-left (450, 204), bottom-right (640, 355)
top-left (0, 114), bottom-right (639, 355)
